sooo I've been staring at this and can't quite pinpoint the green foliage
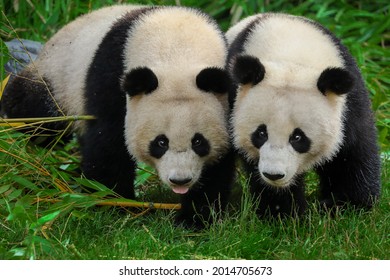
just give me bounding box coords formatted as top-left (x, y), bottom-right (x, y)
top-left (0, 0), bottom-right (389, 260)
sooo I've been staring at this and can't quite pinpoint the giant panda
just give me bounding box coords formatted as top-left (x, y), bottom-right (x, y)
top-left (1, 5), bottom-right (235, 228)
top-left (226, 13), bottom-right (381, 217)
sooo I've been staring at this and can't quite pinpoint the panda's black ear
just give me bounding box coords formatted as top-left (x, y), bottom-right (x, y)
top-left (317, 67), bottom-right (354, 95)
top-left (122, 67), bottom-right (158, 96)
top-left (232, 55), bottom-right (265, 86)
top-left (196, 67), bottom-right (231, 94)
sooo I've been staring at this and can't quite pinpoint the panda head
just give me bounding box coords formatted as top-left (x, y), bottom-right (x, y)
top-left (230, 55), bottom-right (354, 188)
top-left (122, 66), bottom-right (230, 194)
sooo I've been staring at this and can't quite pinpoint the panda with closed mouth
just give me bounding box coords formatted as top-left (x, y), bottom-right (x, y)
top-left (226, 13), bottom-right (381, 217)
top-left (1, 5), bottom-right (235, 228)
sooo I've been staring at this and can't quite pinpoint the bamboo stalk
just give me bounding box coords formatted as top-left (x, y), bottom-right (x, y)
top-left (0, 122), bottom-right (26, 127)
top-left (0, 115), bottom-right (96, 128)
top-left (35, 197), bottom-right (182, 210)
top-left (98, 200), bottom-right (182, 210)
top-left (0, 115), bottom-right (95, 123)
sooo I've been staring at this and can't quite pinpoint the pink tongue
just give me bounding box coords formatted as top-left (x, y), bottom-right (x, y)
top-left (172, 186), bottom-right (190, 194)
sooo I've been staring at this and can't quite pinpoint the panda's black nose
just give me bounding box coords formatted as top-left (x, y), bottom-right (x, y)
top-left (169, 177), bottom-right (192, 186)
top-left (262, 172), bottom-right (285, 181)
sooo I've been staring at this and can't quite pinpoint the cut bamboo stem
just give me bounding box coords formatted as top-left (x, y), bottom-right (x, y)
top-left (35, 197), bottom-right (182, 210)
top-left (0, 115), bottom-right (96, 128)
top-left (98, 200), bottom-right (182, 210)
top-left (0, 115), bottom-right (95, 123)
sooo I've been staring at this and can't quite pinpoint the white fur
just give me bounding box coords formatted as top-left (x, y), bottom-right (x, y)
top-left (123, 8), bottom-right (226, 74)
top-left (228, 13), bottom-right (348, 188)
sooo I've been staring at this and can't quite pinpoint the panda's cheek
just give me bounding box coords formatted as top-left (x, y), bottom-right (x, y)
top-left (234, 133), bottom-right (259, 162)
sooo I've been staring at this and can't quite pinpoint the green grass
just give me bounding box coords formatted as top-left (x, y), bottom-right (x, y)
top-left (0, 0), bottom-right (389, 260)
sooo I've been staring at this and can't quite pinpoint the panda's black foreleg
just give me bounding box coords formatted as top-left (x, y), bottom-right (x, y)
top-left (80, 119), bottom-right (136, 199)
top-left (316, 144), bottom-right (381, 211)
top-left (176, 149), bottom-right (235, 229)
top-left (316, 85), bottom-right (381, 211)
top-left (244, 162), bottom-right (307, 218)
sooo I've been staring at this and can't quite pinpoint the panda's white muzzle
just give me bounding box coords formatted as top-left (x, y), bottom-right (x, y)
top-left (155, 150), bottom-right (203, 194)
top-left (258, 144), bottom-right (298, 188)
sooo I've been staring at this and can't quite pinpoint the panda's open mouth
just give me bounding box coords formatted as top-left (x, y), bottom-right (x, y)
top-left (157, 156), bottom-right (201, 195)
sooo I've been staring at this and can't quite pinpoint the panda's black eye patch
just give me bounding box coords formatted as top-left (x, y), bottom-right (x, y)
top-left (289, 128), bottom-right (311, 153)
top-left (192, 133), bottom-right (210, 157)
top-left (149, 134), bottom-right (169, 159)
top-left (251, 124), bottom-right (268, 149)
top-left (122, 67), bottom-right (158, 97)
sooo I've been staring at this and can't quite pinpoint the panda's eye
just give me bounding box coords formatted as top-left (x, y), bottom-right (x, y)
top-left (158, 138), bottom-right (168, 148)
top-left (258, 129), bottom-right (267, 138)
top-left (290, 134), bottom-right (302, 143)
top-left (192, 138), bottom-right (202, 147)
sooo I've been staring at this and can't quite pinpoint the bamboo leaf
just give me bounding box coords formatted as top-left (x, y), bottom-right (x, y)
top-left (0, 185), bottom-right (10, 194)
top-left (36, 210), bottom-right (61, 226)
top-left (73, 177), bottom-right (115, 193)
top-left (13, 176), bottom-right (38, 190)
top-left (29, 210), bottom-right (61, 230)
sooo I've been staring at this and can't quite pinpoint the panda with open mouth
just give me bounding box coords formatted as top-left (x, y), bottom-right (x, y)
top-left (1, 5), bottom-right (235, 228)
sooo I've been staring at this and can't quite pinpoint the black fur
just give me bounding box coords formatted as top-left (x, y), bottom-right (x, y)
top-left (122, 67), bottom-right (158, 96)
top-left (317, 67), bottom-right (354, 95)
top-left (251, 124), bottom-right (268, 149)
top-left (228, 13), bottom-right (381, 218)
top-left (2, 73), bottom-right (55, 118)
top-left (196, 67), bottom-right (230, 94)
top-left (191, 133), bottom-right (210, 157)
top-left (149, 134), bottom-right (169, 159)
top-left (289, 128), bottom-right (311, 154)
top-left (232, 55), bottom-right (265, 85)
top-left (1, 71), bottom-right (68, 135)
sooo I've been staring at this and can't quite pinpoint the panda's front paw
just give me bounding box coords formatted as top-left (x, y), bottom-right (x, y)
top-left (174, 212), bottom-right (207, 231)
top-left (319, 198), bottom-right (347, 216)
top-left (320, 198), bottom-right (335, 209)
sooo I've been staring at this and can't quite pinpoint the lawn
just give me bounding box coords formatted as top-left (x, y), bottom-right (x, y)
top-left (0, 0), bottom-right (389, 260)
